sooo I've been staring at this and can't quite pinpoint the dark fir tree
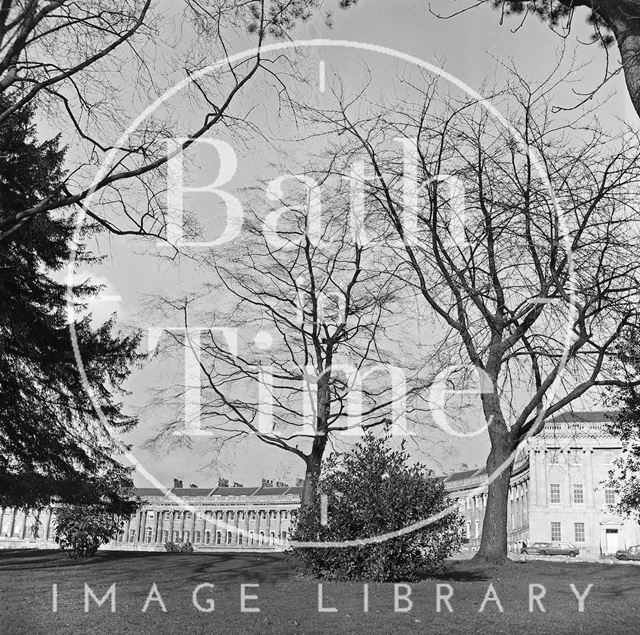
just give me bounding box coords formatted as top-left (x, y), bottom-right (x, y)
top-left (0, 97), bottom-right (141, 515)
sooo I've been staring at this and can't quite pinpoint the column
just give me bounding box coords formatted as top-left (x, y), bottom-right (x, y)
top-left (9, 508), bottom-right (16, 537)
top-left (169, 510), bottom-right (175, 542)
top-left (21, 509), bottom-right (29, 538)
top-left (44, 509), bottom-right (53, 540)
top-left (154, 509), bottom-right (161, 543)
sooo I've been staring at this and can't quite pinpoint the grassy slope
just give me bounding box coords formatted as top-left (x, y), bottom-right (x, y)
top-left (0, 550), bottom-right (639, 634)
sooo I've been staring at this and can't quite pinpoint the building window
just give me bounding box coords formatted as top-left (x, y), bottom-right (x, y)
top-left (175, 511), bottom-right (181, 519)
top-left (238, 532), bottom-right (244, 545)
top-left (173, 531), bottom-right (180, 542)
top-left (603, 450), bottom-right (615, 466)
top-left (282, 510), bottom-right (288, 519)
top-left (549, 451), bottom-right (559, 464)
top-left (259, 531), bottom-right (265, 545)
top-left (466, 521), bottom-right (471, 538)
top-left (281, 531), bottom-right (287, 542)
top-left (129, 530), bottom-right (136, 542)
top-left (249, 511), bottom-right (256, 520)
top-left (195, 531), bottom-right (201, 543)
top-left (249, 531), bottom-right (254, 545)
top-left (228, 511), bottom-right (235, 520)
top-left (147, 511), bottom-right (155, 519)
top-left (205, 530), bottom-right (211, 545)
top-left (475, 519), bottom-right (479, 538)
top-left (205, 511), bottom-right (213, 519)
top-left (573, 484), bottom-right (584, 504)
top-left (226, 531), bottom-right (232, 544)
top-left (162, 530), bottom-right (168, 542)
top-left (239, 511), bottom-right (245, 520)
top-left (551, 522), bottom-right (561, 541)
top-left (146, 528), bottom-right (153, 543)
top-left (216, 531), bottom-right (221, 545)
top-left (184, 531), bottom-right (190, 543)
top-left (574, 522), bottom-right (585, 543)
top-left (550, 483), bottom-right (560, 504)
top-left (571, 450), bottom-right (583, 465)
top-left (605, 488), bottom-right (616, 506)
top-left (164, 511), bottom-right (171, 519)
top-left (269, 532), bottom-right (275, 545)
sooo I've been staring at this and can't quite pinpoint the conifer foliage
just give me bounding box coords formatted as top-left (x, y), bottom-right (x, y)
top-left (0, 97), bottom-right (141, 514)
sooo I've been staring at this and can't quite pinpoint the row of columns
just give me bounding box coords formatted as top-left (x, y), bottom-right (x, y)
top-left (0, 507), bottom-right (55, 541)
top-left (119, 506), bottom-right (297, 546)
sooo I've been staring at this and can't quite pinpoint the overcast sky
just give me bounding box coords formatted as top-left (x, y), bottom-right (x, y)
top-left (79, 0), bottom-right (631, 489)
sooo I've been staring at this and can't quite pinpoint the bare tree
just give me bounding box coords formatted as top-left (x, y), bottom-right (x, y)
top-left (151, 175), bottom-right (438, 506)
top-left (289, 68), bottom-right (640, 562)
top-left (0, 0), bottom-right (329, 241)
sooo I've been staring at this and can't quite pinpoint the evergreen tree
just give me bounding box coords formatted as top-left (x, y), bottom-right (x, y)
top-left (0, 96), bottom-right (141, 515)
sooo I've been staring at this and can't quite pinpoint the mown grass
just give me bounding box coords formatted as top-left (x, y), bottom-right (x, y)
top-left (0, 549), bottom-right (638, 634)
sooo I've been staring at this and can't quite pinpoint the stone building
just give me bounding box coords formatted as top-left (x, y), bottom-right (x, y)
top-left (445, 411), bottom-right (640, 556)
top-left (0, 480), bottom-right (302, 552)
top-left (1, 411), bottom-right (638, 556)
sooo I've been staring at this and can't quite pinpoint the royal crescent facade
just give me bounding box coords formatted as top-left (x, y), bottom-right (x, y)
top-left (2, 411), bottom-right (639, 556)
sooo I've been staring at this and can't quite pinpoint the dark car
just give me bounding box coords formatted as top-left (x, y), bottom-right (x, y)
top-left (522, 541), bottom-right (579, 557)
top-left (615, 545), bottom-right (640, 561)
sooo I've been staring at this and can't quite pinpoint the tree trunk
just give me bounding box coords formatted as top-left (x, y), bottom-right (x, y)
top-left (473, 438), bottom-right (514, 564)
top-left (301, 435), bottom-right (327, 509)
top-left (599, 0), bottom-right (640, 119)
top-left (473, 384), bottom-right (516, 565)
top-left (563, 0), bottom-right (640, 118)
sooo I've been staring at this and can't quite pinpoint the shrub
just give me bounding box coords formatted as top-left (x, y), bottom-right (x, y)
top-left (164, 541), bottom-right (194, 553)
top-left (54, 505), bottom-right (124, 558)
top-left (290, 433), bottom-right (464, 581)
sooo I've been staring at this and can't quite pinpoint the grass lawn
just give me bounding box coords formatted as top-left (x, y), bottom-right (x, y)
top-left (0, 549), bottom-right (639, 634)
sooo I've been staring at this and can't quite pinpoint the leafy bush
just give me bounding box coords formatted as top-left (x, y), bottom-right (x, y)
top-left (54, 505), bottom-right (124, 558)
top-left (290, 433), bottom-right (464, 581)
top-left (164, 541), bottom-right (194, 553)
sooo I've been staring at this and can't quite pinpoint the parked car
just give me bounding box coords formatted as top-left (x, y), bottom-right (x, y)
top-left (521, 541), bottom-right (579, 557)
top-left (615, 545), bottom-right (640, 561)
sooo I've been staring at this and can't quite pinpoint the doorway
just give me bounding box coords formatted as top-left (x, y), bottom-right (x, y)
top-left (605, 528), bottom-right (619, 554)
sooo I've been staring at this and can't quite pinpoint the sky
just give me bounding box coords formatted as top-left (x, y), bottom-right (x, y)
top-left (76, 0), bottom-right (632, 489)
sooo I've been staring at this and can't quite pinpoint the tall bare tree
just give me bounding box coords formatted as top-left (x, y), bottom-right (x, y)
top-left (152, 176), bottom-right (436, 506)
top-left (290, 69), bottom-right (640, 562)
